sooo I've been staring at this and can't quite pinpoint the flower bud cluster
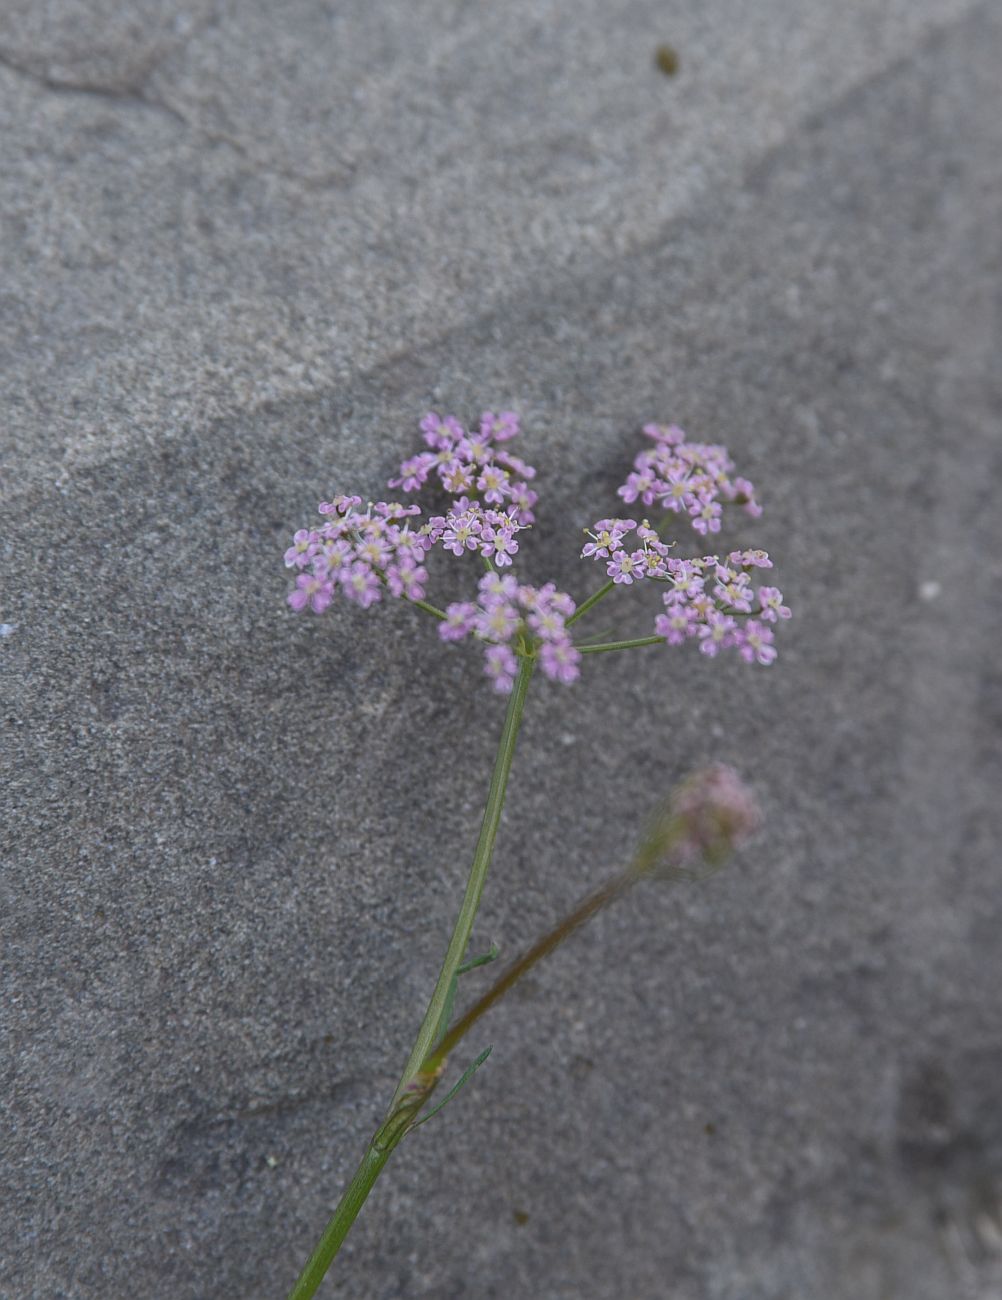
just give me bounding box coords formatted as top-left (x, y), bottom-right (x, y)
top-left (631, 763), bottom-right (761, 878)
top-left (619, 423), bottom-right (761, 535)
top-left (389, 411), bottom-right (539, 523)
top-left (285, 495), bottom-right (430, 613)
top-left (440, 573), bottom-right (580, 693)
top-left (669, 764), bottom-right (762, 866)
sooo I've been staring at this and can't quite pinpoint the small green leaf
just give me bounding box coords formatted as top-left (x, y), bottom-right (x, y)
top-left (457, 943), bottom-right (500, 976)
top-left (434, 945), bottom-right (500, 1049)
top-left (408, 1046), bottom-right (494, 1131)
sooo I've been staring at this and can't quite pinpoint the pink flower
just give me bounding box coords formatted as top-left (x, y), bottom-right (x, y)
top-left (663, 564), bottom-right (704, 604)
top-left (480, 410), bottom-right (520, 442)
top-left (496, 449), bottom-right (535, 480)
top-left (607, 424), bottom-right (764, 540)
top-left (319, 494), bottom-right (362, 516)
top-left (373, 501), bottom-right (421, 520)
top-left (731, 476), bottom-right (762, 517)
top-left (434, 573), bottom-right (580, 693)
top-left (654, 606), bottom-right (699, 645)
top-left (392, 411), bottom-right (537, 510)
top-left (581, 518), bottom-right (636, 559)
top-left (284, 529), bottom-right (319, 568)
top-left (315, 539), bottom-right (353, 579)
top-left (508, 481), bottom-right (538, 524)
top-left (343, 562), bottom-right (382, 609)
top-left (528, 606), bottom-right (569, 641)
top-left (439, 602), bottom-right (477, 642)
top-left (386, 562), bottom-right (428, 601)
top-left (287, 412), bottom-right (788, 687)
top-left (441, 512), bottom-right (483, 556)
top-left (356, 535), bottom-right (393, 568)
top-left (539, 640), bottom-right (581, 684)
top-left (476, 465), bottom-right (510, 504)
top-left (388, 453), bottom-right (435, 492)
top-left (729, 549), bottom-right (772, 570)
top-left (479, 572), bottom-right (520, 605)
top-left (640, 547), bottom-right (669, 578)
top-left (617, 470), bottom-right (655, 505)
top-left (484, 644), bottom-right (518, 694)
top-left (642, 422), bottom-right (686, 446)
top-left (713, 572), bottom-right (754, 613)
top-left (698, 612), bottom-right (737, 657)
top-left (607, 549), bottom-right (644, 584)
top-left (690, 499), bottom-right (723, 536)
top-left (481, 526), bottom-right (519, 567)
top-left (441, 462), bottom-right (474, 494)
top-left (288, 573), bottom-right (334, 614)
top-left (657, 468), bottom-right (694, 513)
top-left (757, 587), bottom-right (791, 622)
top-left (475, 601), bottom-right (522, 644)
top-left (736, 620), bottom-right (777, 665)
top-left (389, 527), bottom-right (430, 564)
top-left (421, 412), bottom-right (465, 450)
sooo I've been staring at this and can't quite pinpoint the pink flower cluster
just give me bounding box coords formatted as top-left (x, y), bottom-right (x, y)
top-left (582, 512), bottom-right (789, 665)
top-left (583, 417), bottom-right (790, 669)
top-left (439, 573), bottom-right (580, 693)
top-left (390, 411), bottom-right (539, 523)
top-left (619, 423), bottom-right (761, 536)
top-left (423, 500), bottom-right (527, 568)
top-left (654, 551), bottom-right (787, 665)
top-left (582, 516), bottom-right (682, 583)
top-left (285, 411), bottom-right (789, 685)
top-left (284, 495), bottom-right (431, 613)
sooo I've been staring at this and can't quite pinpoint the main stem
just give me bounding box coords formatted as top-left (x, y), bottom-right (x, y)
top-left (287, 654), bottom-right (536, 1299)
top-left (390, 653), bottom-right (535, 1105)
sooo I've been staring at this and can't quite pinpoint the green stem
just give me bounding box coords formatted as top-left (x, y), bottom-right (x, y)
top-left (389, 653), bottom-right (535, 1104)
top-left (286, 1143), bottom-right (396, 1300)
top-left (578, 635), bottom-right (666, 655)
top-left (407, 595), bottom-right (448, 620)
top-left (286, 654), bottom-right (536, 1299)
top-left (566, 578), bottom-right (615, 627)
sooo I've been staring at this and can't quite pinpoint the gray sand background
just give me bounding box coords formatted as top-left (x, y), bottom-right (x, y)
top-left (3, 3), bottom-right (1001, 1296)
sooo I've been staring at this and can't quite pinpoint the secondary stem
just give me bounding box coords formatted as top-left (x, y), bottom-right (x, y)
top-left (407, 595), bottom-right (448, 620)
top-left (286, 653), bottom-right (536, 1299)
top-left (566, 578), bottom-right (615, 627)
top-left (578, 635), bottom-right (666, 655)
top-left (426, 869), bottom-right (636, 1072)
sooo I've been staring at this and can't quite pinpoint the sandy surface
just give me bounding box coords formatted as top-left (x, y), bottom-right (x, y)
top-left (3, 3), bottom-right (1001, 1296)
